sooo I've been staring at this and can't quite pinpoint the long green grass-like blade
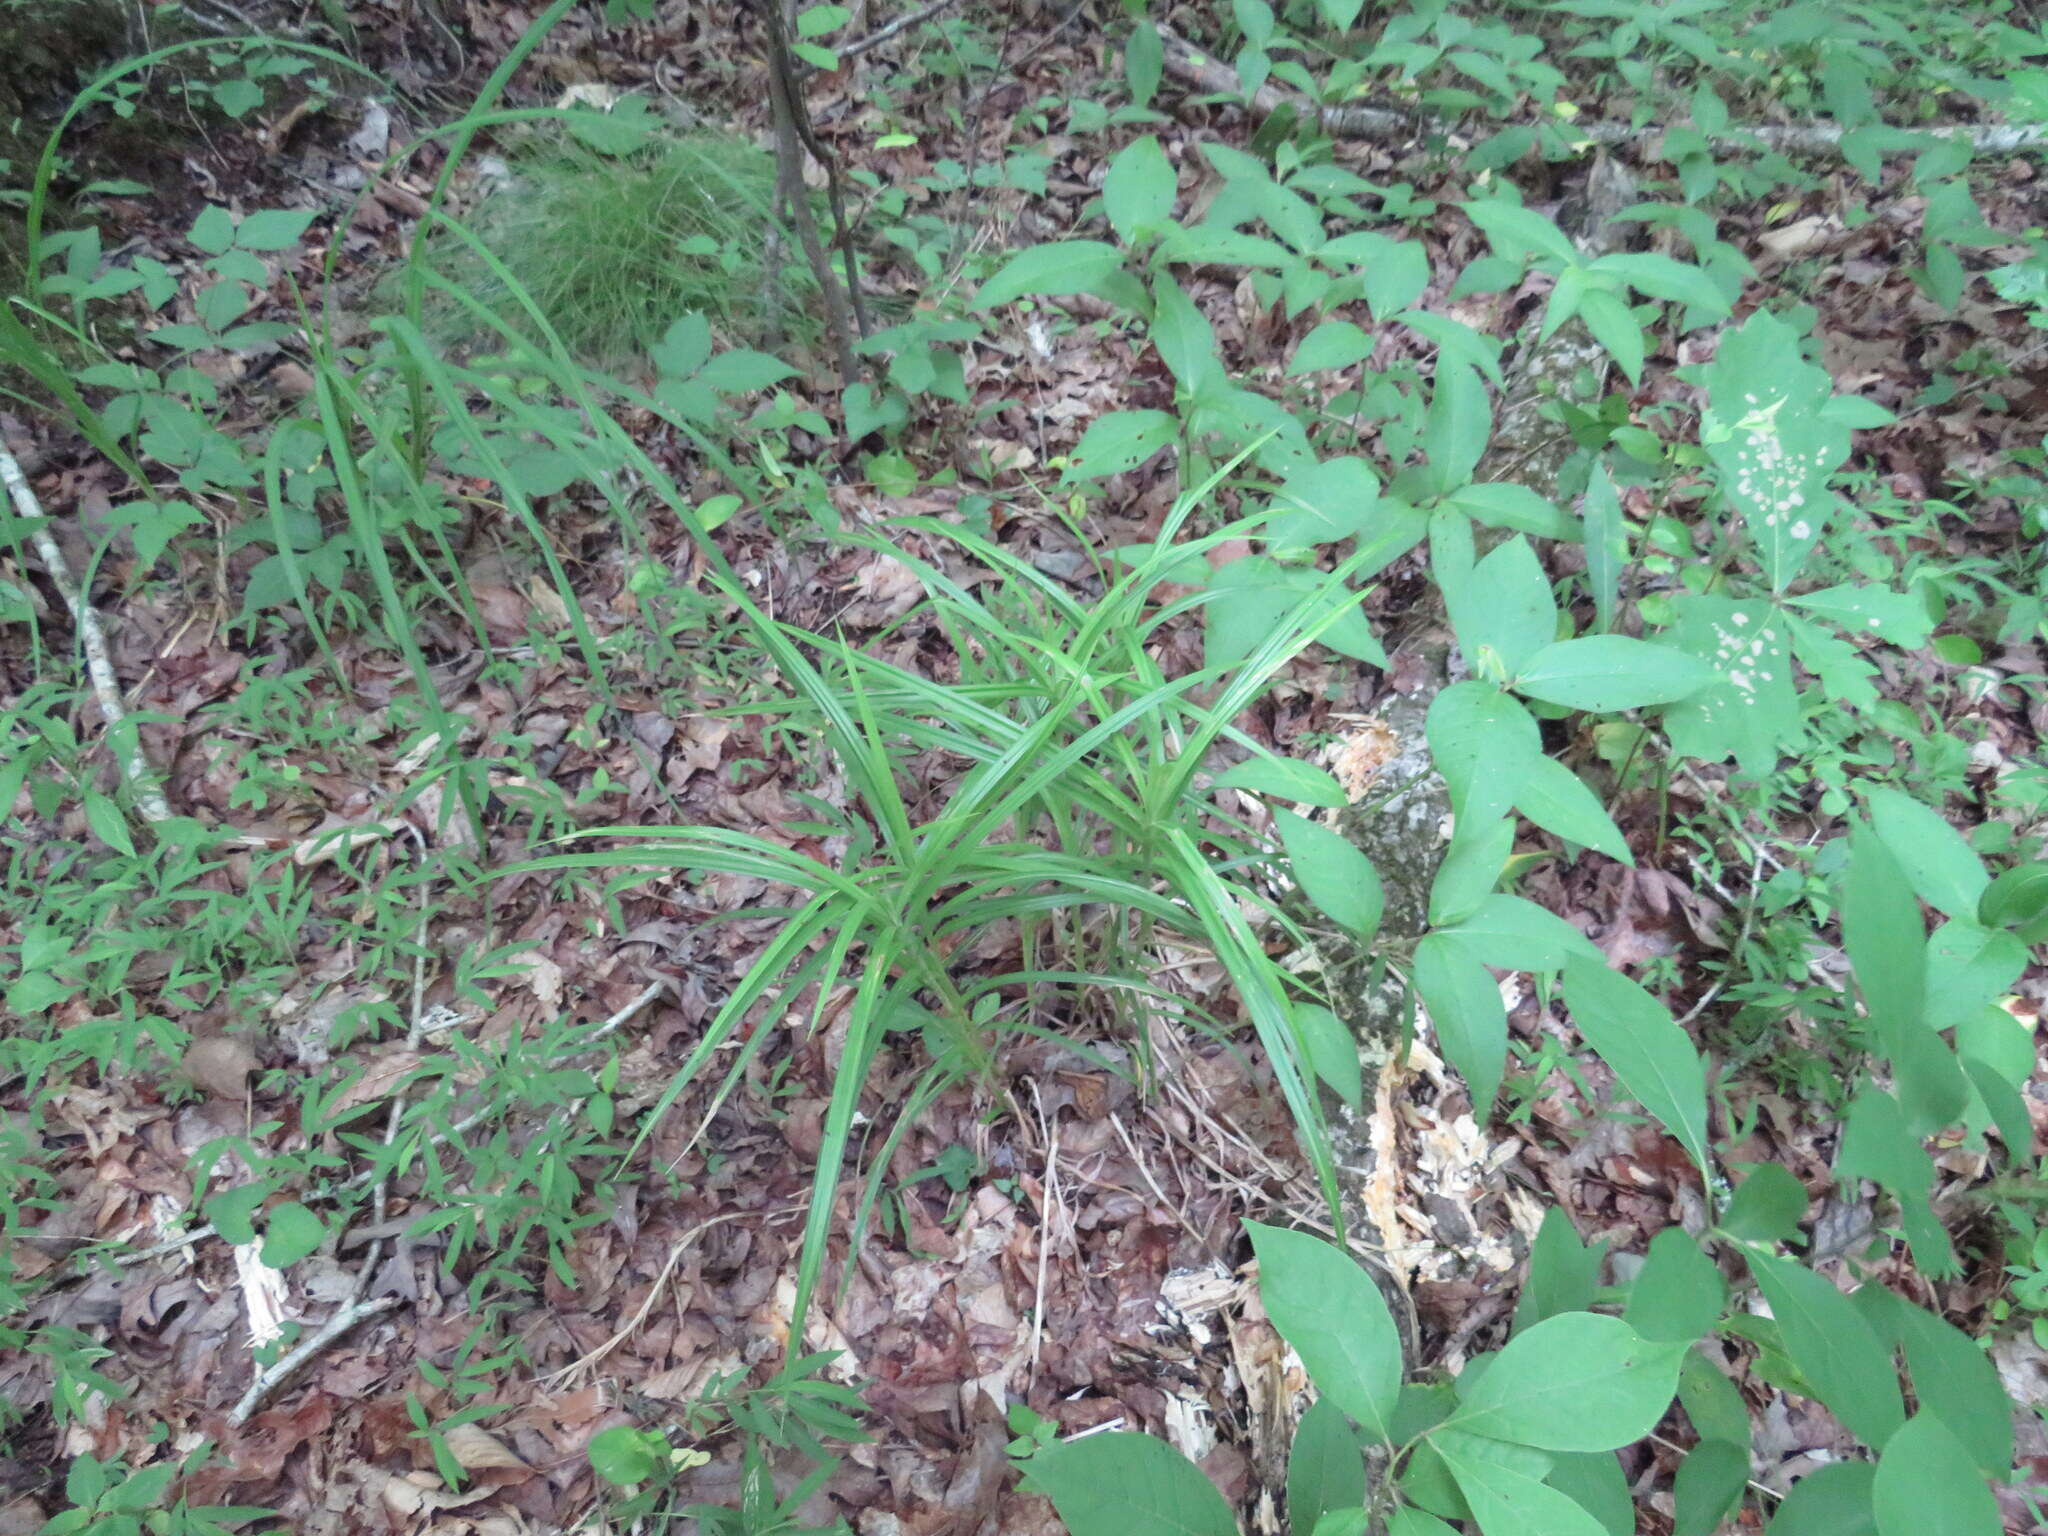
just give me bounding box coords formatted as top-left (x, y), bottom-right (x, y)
top-left (1166, 829), bottom-right (1342, 1236)
top-left (789, 950), bottom-right (899, 1329)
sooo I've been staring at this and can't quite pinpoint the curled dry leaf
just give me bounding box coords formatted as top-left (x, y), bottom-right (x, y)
top-left (441, 1421), bottom-right (531, 1472)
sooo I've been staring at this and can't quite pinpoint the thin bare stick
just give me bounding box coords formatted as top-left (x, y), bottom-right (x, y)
top-left (837, 0), bottom-right (960, 60)
top-left (1, 446), bottom-right (172, 823)
top-left (228, 1294), bottom-right (402, 1426)
top-left (750, 0), bottom-right (863, 381)
top-left (1155, 27), bottom-right (2047, 155)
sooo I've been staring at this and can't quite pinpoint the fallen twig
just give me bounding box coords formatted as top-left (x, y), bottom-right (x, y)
top-left (228, 1294), bottom-right (402, 1427)
top-left (1156, 27), bottom-right (2047, 156)
top-left (0, 446), bottom-right (173, 823)
top-left (837, 0), bottom-right (961, 61)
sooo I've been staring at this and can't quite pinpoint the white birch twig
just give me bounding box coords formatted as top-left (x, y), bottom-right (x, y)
top-left (227, 1294), bottom-right (401, 1426)
top-left (0, 446), bottom-right (173, 823)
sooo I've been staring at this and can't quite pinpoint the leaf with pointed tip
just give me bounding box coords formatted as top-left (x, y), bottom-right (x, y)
top-left (1413, 932), bottom-right (1507, 1119)
top-left (1562, 958), bottom-right (1712, 1180)
top-left (1517, 636), bottom-right (1716, 712)
top-left (1248, 1221), bottom-right (1403, 1444)
top-left (1745, 1252), bottom-right (1904, 1448)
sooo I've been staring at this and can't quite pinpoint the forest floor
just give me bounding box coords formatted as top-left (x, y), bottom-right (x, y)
top-left (1, 1), bottom-right (2046, 1533)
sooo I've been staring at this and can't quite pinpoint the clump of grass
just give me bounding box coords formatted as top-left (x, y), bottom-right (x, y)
top-left (434, 130), bottom-right (808, 365)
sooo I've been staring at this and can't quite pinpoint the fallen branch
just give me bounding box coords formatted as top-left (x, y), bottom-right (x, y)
top-left (837, 0), bottom-right (962, 61)
top-left (0, 446), bottom-right (173, 824)
top-left (1156, 27), bottom-right (2048, 156)
top-left (228, 1294), bottom-right (401, 1426)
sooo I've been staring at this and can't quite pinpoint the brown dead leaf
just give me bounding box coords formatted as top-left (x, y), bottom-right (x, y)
top-left (181, 1036), bottom-right (257, 1100)
top-left (442, 1421), bottom-right (530, 1472)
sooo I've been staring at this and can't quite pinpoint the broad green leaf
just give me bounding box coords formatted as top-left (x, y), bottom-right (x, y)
top-left (1787, 585), bottom-right (1934, 649)
top-left (1216, 755), bottom-right (1349, 808)
top-left (1247, 1221), bottom-right (1403, 1444)
top-left (186, 208), bottom-right (234, 260)
top-left (1922, 920), bottom-right (2026, 1033)
top-left (1625, 1228), bottom-right (1727, 1344)
top-left (795, 4), bottom-right (850, 36)
top-left (1660, 595), bottom-right (1803, 777)
top-left (1679, 1349), bottom-right (1752, 1449)
top-left (1446, 482), bottom-right (1579, 540)
top-left (1438, 894), bottom-right (1600, 973)
top-left (1451, 1313), bottom-right (1682, 1451)
top-left (1577, 289), bottom-right (1644, 384)
top-left (1673, 1439), bottom-right (1750, 1536)
top-left (652, 313), bottom-right (713, 377)
top-left (1203, 556), bottom-right (1384, 672)
top-left (1979, 864), bottom-right (2048, 940)
top-left (1450, 536), bottom-right (1556, 678)
top-left (1593, 251), bottom-right (1733, 322)
top-left (696, 350), bottom-right (797, 393)
top-left (213, 77), bottom-right (264, 118)
top-left (1289, 320), bottom-right (1375, 375)
top-left (1840, 827), bottom-right (1927, 1056)
top-left (1865, 786), bottom-right (1988, 919)
top-left (1768, 1462), bottom-right (1876, 1536)
top-left (1513, 754), bottom-right (1633, 864)
top-left (1126, 21), bottom-right (1164, 107)
top-left (1388, 1508), bottom-right (1459, 1536)
top-left (234, 208), bottom-right (317, 251)
top-left (1718, 1163), bottom-right (1808, 1244)
top-left (82, 789), bottom-right (136, 856)
top-left (1288, 1398), bottom-right (1365, 1536)
top-left (1412, 932), bottom-right (1508, 1118)
top-left (1873, 1416), bottom-right (2001, 1536)
top-left (1544, 1455), bottom-right (1631, 1536)
top-left (976, 240), bottom-right (1124, 308)
top-left (1513, 1207), bottom-right (1604, 1334)
top-left (1582, 462), bottom-right (1623, 635)
top-left (203, 1184), bottom-right (268, 1246)
top-left (1295, 1003), bottom-right (1363, 1111)
top-left (1516, 636), bottom-right (1715, 712)
top-left (1425, 683), bottom-right (1539, 828)
top-left (1066, 410), bottom-right (1179, 482)
top-left (259, 1201), bottom-right (325, 1268)
top-left (1745, 1251), bottom-right (1904, 1448)
top-left (1838, 1090), bottom-right (1955, 1277)
top-left (1020, 1431), bottom-right (1237, 1536)
top-left (1562, 957), bottom-right (1712, 1179)
top-left (1105, 136), bottom-right (1177, 244)
top-left (1320, 230), bottom-right (1431, 320)
top-left (1398, 310), bottom-right (1507, 387)
top-left (1463, 197), bottom-right (1583, 267)
top-left (1439, 1448), bottom-right (1607, 1536)
top-left (1267, 456), bottom-right (1381, 550)
top-left (1421, 364), bottom-right (1490, 496)
top-left (1700, 310), bottom-right (1850, 591)
top-left (1427, 818), bottom-right (1517, 928)
top-left (1276, 808), bottom-right (1385, 943)
top-left (588, 1424), bottom-right (662, 1485)
top-left (1893, 1301), bottom-right (2014, 1477)
top-left (1151, 275), bottom-right (1224, 400)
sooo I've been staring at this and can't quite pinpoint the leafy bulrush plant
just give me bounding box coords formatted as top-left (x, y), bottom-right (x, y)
top-left (515, 465), bottom-right (1409, 1323)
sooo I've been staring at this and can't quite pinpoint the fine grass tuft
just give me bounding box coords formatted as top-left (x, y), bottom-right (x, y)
top-left (430, 130), bottom-right (806, 364)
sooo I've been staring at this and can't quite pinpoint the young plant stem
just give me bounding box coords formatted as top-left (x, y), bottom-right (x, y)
top-left (750, 0), bottom-right (865, 383)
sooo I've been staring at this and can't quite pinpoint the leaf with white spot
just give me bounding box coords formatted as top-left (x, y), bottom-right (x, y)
top-left (1788, 584), bottom-right (1934, 649)
top-left (1700, 311), bottom-right (1853, 591)
top-left (1660, 595), bottom-right (1803, 776)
